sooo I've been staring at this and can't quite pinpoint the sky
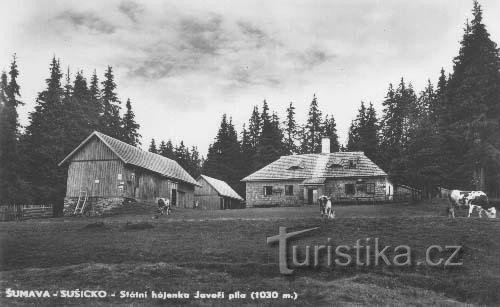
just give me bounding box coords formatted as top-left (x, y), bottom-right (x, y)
top-left (1, 0), bottom-right (500, 155)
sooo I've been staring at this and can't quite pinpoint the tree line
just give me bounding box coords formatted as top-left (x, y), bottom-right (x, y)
top-left (0, 56), bottom-right (141, 213)
top-left (200, 97), bottom-right (340, 196)
top-left (200, 1), bottom-right (500, 198)
top-left (148, 138), bottom-right (203, 180)
top-left (2, 1), bottom-right (499, 208)
top-left (346, 1), bottom-right (500, 197)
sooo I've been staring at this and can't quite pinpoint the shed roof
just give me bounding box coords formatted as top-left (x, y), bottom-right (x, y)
top-left (199, 175), bottom-right (244, 201)
top-left (242, 152), bottom-right (387, 181)
top-left (59, 131), bottom-right (198, 186)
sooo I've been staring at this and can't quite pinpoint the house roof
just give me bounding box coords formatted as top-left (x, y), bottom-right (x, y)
top-left (199, 175), bottom-right (244, 201)
top-left (59, 131), bottom-right (198, 186)
top-left (242, 152), bottom-right (387, 181)
top-left (301, 177), bottom-right (327, 185)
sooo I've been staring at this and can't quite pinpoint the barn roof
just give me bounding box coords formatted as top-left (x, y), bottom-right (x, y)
top-left (241, 152), bottom-right (387, 181)
top-left (198, 175), bottom-right (244, 201)
top-left (59, 131), bottom-right (198, 186)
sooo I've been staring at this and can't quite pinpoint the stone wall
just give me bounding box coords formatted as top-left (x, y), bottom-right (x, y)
top-left (325, 177), bottom-right (387, 202)
top-left (245, 177), bottom-right (388, 207)
top-left (245, 180), bottom-right (304, 208)
top-left (63, 197), bottom-right (126, 216)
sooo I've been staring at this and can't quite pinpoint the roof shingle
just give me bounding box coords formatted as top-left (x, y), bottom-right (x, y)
top-left (199, 175), bottom-right (244, 201)
top-left (242, 152), bottom-right (386, 181)
top-left (60, 131), bottom-right (198, 186)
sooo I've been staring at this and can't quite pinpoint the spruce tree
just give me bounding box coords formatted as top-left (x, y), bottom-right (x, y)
top-left (203, 114), bottom-right (243, 193)
top-left (22, 57), bottom-right (67, 212)
top-left (322, 115), bottom-right (340, 152)
top-left (149, 139), bottom-right (158, 153)
top-left (248, 106), bottom-right (261, 149)
top-left (64, 70), bottom-right (93, 146)
top-left (380, 82), bottom-right (405, 183)
top-left (283, 102), bottom-right (299, 154)
top-left (88, 70), bottom-right (102, 131)
top-left (240, 124), bottom-right (253, 178)
top-left (439, 1), bottom-right (500, 191)
top-left (363, 103), bottom-right (380, 162)
top-left (122, 98), bottom-right (141, 146)
top-left (347, 102), bottom-right (366, 151)
top-left (101, 66), bottom-right (122, 139)
top-left (189, 146), bottom-right (202, 178)
top-left (253, 101), bottom-right (284, 170)
top-left (304, 94), bottom-right (323, 153)
top-left (164, 140), bottom-right (175, 160)
top-left (0, 55), bottom-right (27, 203)
top-left (159, 141), bottom-right (168, 156)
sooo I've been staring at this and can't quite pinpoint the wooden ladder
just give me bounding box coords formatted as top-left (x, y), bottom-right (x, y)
top-left (74, 190), bottom-right (88, 215)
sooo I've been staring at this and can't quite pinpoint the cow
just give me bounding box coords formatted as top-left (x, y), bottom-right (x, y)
top-left (448, 190), bottom-right (495, 218)
top-left (153, 197), bottom-right (171, 219)
top-left (319, 195), bottom-right (335, 219)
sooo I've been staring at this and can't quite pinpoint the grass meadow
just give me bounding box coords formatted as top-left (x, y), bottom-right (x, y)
top-left (1, 200), bottom-right (499, 306)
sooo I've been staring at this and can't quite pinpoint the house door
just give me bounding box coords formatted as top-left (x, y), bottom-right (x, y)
top-left (178, 191), bottom-right (185, 208)
top-left (171, 189), bottom-right (177, 206)
top-left (307, 188), bottom-right (317, 205)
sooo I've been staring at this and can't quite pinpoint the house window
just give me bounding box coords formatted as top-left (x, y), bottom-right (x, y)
top-left (367, 183), bottom-right (375, 194)
top-left (356, 183), bottom-right (366, 193)
top-left (345, 184), bottom-right (355, 195)
top-left (348, 160), bottom-right (357, 169)
top-left (263, 186), bottom-right (273, 196)
top-left (328, 163), bottom-right (343, 169)
top-left (285, 185), bottom-right (294, 196)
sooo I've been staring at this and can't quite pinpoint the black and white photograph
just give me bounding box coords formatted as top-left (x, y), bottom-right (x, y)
top-left (1, 0), bottom-right (500, 305)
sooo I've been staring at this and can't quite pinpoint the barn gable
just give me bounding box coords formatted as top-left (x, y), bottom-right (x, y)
top-left (59, 131), bottom-right (198, 186)
top-left (71, 137), bottom-right (119, 161)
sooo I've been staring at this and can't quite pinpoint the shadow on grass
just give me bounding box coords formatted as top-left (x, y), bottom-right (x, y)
top-left (122, 221), bottom-right (155, 230)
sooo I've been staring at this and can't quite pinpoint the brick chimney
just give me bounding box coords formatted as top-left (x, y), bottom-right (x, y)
top-left (321, 137), bottom-right (330, 154)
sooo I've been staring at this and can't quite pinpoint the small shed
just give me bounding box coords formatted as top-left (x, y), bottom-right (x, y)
top-left (58, 131), bottom-right (198, 215)
top-left (194, 175), bottom-right (244, 210)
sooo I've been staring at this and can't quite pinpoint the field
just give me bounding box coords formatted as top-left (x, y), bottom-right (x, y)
top-left (1, 200), bottom-right (499, 306)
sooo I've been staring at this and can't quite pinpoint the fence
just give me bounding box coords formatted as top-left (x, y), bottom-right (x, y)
top-left (0, 204), bottom-right (53, 222)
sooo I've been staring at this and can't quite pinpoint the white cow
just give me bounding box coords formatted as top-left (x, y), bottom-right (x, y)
top-left (319, 195), bottom-right (335, 219)
top-left (448, 190), bottom-right (495, 218)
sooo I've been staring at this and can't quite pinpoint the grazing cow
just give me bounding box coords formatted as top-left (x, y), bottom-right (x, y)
top-left (319, 195), bottom-right (335, 219)
top-left (448, 190), bottom-right (495, 218)
top-left (448, 190), bottom-right (469, 218)
top-left (154, 197), bottom-right (171, 218)
top-left (481, 207), bottom-right (497, 218)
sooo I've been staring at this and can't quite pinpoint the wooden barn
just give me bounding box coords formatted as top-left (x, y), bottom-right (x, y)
top-left (242, 138), bottom-right (391, 207)
top-left (58, 131), bottom-right (198, 216)
top-left (194, 175), bottom-right (244, 210)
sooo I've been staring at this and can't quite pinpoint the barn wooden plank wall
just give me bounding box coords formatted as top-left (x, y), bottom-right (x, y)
top-left (66, 137), bottom-right (125, 198)
top-left (72, 138), bottom-right (117, 161)
top-left (66, 160), bottom-right (125, 197)
top-left (194, 177), bottom-right (221, 209)
top-left (178, 183), bottom-right (194, 208)
top-left (195, 195), bottom-right (222, 210)
top-left (135, 171), bottom-right (177, 201)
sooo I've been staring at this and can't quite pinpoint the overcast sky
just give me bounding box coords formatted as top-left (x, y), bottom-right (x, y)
top-left (1, 0), bottom-right (499, 154)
